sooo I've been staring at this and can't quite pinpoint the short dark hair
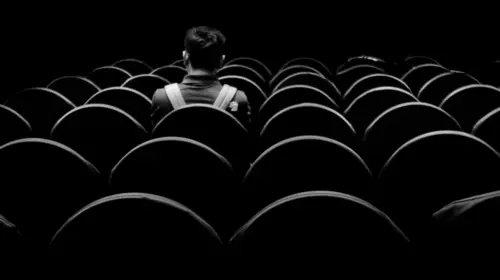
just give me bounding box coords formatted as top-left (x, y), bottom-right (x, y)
top-left (184, 26), bottom-right (226, 71)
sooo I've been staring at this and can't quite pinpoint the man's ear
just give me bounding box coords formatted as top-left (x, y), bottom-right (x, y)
top-left (183, 50), bottom-right (190, 68)
top-left (221, 54), bottom-right (226, 66)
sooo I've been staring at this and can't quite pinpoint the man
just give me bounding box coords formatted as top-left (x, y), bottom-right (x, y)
top-left (151, 26), bottom-right (251, 127)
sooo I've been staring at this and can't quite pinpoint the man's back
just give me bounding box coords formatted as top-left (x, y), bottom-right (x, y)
top-left (152, 26), bottom-right (251, 128)
top-left (151, 72), bottom-right (251, 127)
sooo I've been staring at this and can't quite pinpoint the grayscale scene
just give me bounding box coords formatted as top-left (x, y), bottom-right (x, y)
top-left (1, 5), bottom-right (499, 277)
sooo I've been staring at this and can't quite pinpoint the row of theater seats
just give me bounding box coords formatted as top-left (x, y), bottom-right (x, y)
top-left (1, 57), bottom-right (498, 177)
top-left (2, 189), bottom-right (499, 273)
top-left (0, 55), bottom-right (498, 274)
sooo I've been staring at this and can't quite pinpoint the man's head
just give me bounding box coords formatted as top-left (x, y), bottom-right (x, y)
top-left (183, 26), bottom-right (226, 72)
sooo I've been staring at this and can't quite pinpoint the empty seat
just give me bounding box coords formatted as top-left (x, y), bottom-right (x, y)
top-left (219, 75), bottom-right (267, 116)
top-left (279, 57), bottom-right (332, 78)
top-left (362, 102), bottom-right (462, 174)
top-left (217, 64), bottom-right (266, 88)
top-left (0, 105), bottom-right (32, 146)
top-left (418, 71), bottom-right (479, 105)
top-left (379, 131), bottom-right (500, 241)
top-left (122, 74), bottom-right (170, 99)
top-left (5, 88), bottom-right (76, 138)
top-left (241, 136), bottom-right (373, 220)
top-left (257, 85), bottom-right (339, 130)
top-left (272, 72), bottom-right (341, 105)
top-left (344, 86), bottom-right (417, 133)
top-left (109, 137), bottom-right (236, 239)
top-left (87, 66), bottom-right (132, 89)
top-left (51, 104), bottom-right (148, 175)
top-left (269, 65), bottom-right (323, 90)
top-left (225, 57), bottom-right (272, 81)
top-left (259, 103), bottom-right (356, 153)
top-left (400, 56), bottom-right (441, 76)
top-left (229, 191), bottom-right (410, 276)
top-left (0, 214), bottom-right (22, 263)
top-left (343, 73), bottom-right (411, 107)
top-left (440, 84), bottom-right (500, 132)
top-left (47, 76), bottom-right (100, 105)
top-left (429, 190), bottom-right (500, 272)
top-left (404, 55), bottom-right (440, 65)
top-left (0, 138), bottom-right (101, 249)
top-left (402, 64), bottom-right (448, 94)
top-left (337, 55), bottom-right (391, 74)
top-left (151, 65), bottom-right (187, 83)
top-left (85, 87), bottom-right (153, 131)
top-left (113, 58), bottom-right (152, 75)
top-left (169, 59), bottom-right (183, 68)
top-left (472, 107), bottom-right (500, 153)
top-left (49, 193), bottom-right (223, 274)
top-left (336, 64), bottom-right (385, 93)
top-left (152, 104), bottom-right (250, 177)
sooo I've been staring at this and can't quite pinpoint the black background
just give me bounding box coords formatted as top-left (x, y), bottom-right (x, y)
top-left (3, 3), bottom-right (498, 95)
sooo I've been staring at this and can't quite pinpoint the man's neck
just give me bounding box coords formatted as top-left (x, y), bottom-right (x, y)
top-left (187, 68), bottom-right (217, 76)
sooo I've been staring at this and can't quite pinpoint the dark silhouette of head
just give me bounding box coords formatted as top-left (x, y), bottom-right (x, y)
top-left (183, 26), bottom-right (226, 73)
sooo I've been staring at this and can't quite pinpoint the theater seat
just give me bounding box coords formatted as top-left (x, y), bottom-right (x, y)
top-left (272, 72), bottom-right (341, 106)
top-left (113, 58), bottom-right (153, 75)
top-left (87, 66), bottom-right (132, 89)
top-left (344, 86), bottom-right (417, 133)
top-left (0, 105), bottom-right (32, 146)
top-left (5, 88), bottom-right (76, 138)
top-left (400, 56), bottom-right (441, 76)
top-left (241, 136), bottom-right (373, 221)
top-left (1, 214), bottom-right (22, 264)
top-left (428, 190), bottom-right (500, 273)
top-left (362, 102), bottom-right (461, 174)
top-left (225, 57), bottom-right (273, 82)
top-left (269, 65), bottom-right (323, 90)
top-left (257, 85), bottom-right (339, 130)
top-left (404, 56), bottom-right (441, 65)
top-left (418, 71), bottom-right (479, 105)
top-left (85, 87), bottom-right (153, 132)
top-left (151, 65), bottom-right (187, 83)
top-left (259, 103), bottom-right (357, 154)
top-left (343, 73), bottom-right (411, 107)
top-left (152, 104), bottom-right (251, 177)
top-left (122, 74), bottom-right (170, 100)
top-left (219, 75), bottom-right (267, 116)
top-left (217, 64), bottom-right (266, 89)
top-left (51, 104), bottom-right (148, 176)
top-left (171, 59), bottom-right (184, 67)
top-left (279, 57), bottom-right (332, 78)
top-left (109, 137), bottom-right (237, 239)
top-left (472, 107), bottom-right (500, 154)
top-left (402, 64), bottom-right (448, 94)
top-left (379, 131), bottom-right (500, 241)
top-left (440, 84), bottom-right (500, 132)
top-left (336, 64), bottom-right (385, 93)
top-left (337, 55), bottom-right (391, 74)
top-left (49, 193), bottom-right (223, 275)
top-left (229, 191), bottom-right (410, 276)
top-left (0, 138), bottom-right (102, 251)
top-left (47, 76), bottom-right (100, 105)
